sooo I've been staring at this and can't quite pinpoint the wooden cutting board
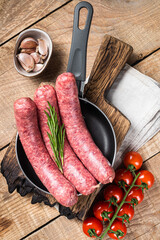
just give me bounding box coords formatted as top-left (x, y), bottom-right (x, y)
top-left (1, 34), bottom-right (132, 220)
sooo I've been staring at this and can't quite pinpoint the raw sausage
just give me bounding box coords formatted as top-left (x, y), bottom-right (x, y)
top-left (55, 73), bottom-right (115, 184)
top-left (34, 85), bottom-right (98, 195)
top-left (14, 97), bottom-right (78, 207)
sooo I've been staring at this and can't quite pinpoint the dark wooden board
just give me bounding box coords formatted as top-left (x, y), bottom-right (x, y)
top-left (84, 35), bottom-right (133, 149)
top-left (1, 35), bottom-right (132, 221)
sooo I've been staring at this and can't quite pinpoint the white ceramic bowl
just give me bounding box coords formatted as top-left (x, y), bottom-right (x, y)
top-left (14, 28), bottom-right (53, 77)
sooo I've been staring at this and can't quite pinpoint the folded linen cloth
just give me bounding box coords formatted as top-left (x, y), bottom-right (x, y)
top-left (105, 64), bottom-right (160, 168)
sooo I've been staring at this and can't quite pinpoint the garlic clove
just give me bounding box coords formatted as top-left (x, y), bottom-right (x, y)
top-left (36, 45), bottom-right (39, 53)
top-left (40, 58), bottom-right (44, 64)
top-left (20, 37), bottom-right (38, 49)
top-left (40, 54), bottom-right (48, 60)
top-left (21, 48), bottom-right (36, 54)
top-left (30, 52), bottom-right (41, 64)
top-left (38, 39), bottom-right (48, 57)
top-left (33, 64), bottom-right (43, 72)
top-left (17, 53), bottom-right (35, 72)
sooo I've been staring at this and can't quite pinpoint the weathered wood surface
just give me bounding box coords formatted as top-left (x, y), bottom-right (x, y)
top-left (0, 149), bottom-right (60, 240)
top-left (0, 0), bottom-right (160, 148)
top-left (1, 0), bottom-right (160, 60)
top-left (134, 49), bottom-right (160, 81)
top-left (138, 132), bottom-right (160, 161)
top-left (23, 153), bottom-right (160, 240)
top-left (0, 0), bottom-right (160, 239)
top-left (0, 0), bottom-right (71, 44)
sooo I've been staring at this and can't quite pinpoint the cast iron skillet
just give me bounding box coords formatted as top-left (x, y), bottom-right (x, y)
top-left (16, 1), bottom-right (117, 194)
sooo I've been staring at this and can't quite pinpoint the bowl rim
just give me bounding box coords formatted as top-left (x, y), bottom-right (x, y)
top-left (13, 28), bottom-right (53, 77)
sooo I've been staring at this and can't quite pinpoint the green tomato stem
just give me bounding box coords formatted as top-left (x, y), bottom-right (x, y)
top-left (99, 172), bottom-right (141, 240)
top-left (88, 229), bottom-right (101, 239)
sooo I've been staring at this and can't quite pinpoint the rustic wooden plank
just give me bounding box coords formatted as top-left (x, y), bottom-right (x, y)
top-left (26, 216), bottom-right (90, 240)
top-left (0, 0), bottom-right (160, 148)
top-left (134, 50), bottom-right (160, 81)
top-left (24, 153), bottom-right (160, 240)
top-left (134, 223), bottom-right (160, 240)
top-left (0, 0), bottom-right (71, 44)
top-left (138, 132), bottom-right (160, 161)
top-left (84, 35), bottom-right (132, 150)
top-left (0, 149), bottom-right (60, 240)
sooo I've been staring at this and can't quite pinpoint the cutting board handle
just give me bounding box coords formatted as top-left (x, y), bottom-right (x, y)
top-left (84, 35), bottom-right (133, 149)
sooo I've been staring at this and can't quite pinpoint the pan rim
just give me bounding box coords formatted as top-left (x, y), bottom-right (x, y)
top-left (79, 97), bottom-right (117, 167)
top-left (15, 99), bottom-right (117, 195)
top-left (15, 133), bottom-right (50, 195)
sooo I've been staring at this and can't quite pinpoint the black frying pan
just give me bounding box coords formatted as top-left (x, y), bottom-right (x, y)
top-left (16, 1), bottom-right (116, 194)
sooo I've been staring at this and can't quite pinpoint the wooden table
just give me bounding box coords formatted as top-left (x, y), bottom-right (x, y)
top-left (0, 0), bottom-right (160, 239)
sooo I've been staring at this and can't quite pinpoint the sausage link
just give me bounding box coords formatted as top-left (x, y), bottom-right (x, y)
top-left (34, 85), bottom-right (98, 195)
top-left (55, 73), bottom-right (115, 184)
top-left (14, 97), bottom-right (78, 207)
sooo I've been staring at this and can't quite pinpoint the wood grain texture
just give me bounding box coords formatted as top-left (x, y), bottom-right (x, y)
top-left (0, 0), bottom-right (71, 44)
top-left (26, 216), bottom-right (89, 240)
top-left (134, 50), bottom-right (160, 82)
top-left (84, 35), bottom-right (132, 150)
top-left (0, 148), bottom-right (60, 240)
top-left (24, 153), bottom-right (160, 240)
top-left (138, 132), bottom-right (160, 161)
top-left (135, 224), bottom-right (160, 240)
top-left (0, 0), bottom-right (160, 148)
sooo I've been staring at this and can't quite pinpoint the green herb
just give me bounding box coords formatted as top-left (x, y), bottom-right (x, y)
top-left (44, 101), bottom-right (65, 173)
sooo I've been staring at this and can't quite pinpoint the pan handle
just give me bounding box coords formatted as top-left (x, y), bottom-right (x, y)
top-left (67, 1), bottom-right (93, 97)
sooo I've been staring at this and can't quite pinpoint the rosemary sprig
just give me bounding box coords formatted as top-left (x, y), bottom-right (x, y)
top-left (44, 102), bottom-right (65, 173)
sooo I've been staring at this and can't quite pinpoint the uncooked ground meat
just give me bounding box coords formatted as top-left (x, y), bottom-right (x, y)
top-left (55, 73), bottom-right (115, 184)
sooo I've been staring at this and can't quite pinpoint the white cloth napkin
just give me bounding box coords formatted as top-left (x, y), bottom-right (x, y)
top-left (105, 64), bottom-right (160, 168)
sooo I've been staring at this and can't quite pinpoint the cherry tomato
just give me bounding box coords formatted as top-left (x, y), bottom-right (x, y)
top-left (83, 217), bottom-right (103, 238)
top-left (116, 203), bottom-right (134, 223)
top-left (107, 220), bottom-right (127, 239)
top-left (93, 201), bottom-right (114, 222)
top-left (114, 168), bottom-right (133, 186)
top-left (104, 184), bottom-right (124, 204)
top-left (126, 187), bottom-right (144, 205)
top-left (123, 151), bottom-right (143, 170)
top-left (136, 170), bottom-right (154, 189)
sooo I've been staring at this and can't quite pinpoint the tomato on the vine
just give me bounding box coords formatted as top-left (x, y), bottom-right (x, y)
top-left (93, 201), bottom-right (114, 222)
top-left (123, 151), bottom-right (143, 170)
top-left (116, 203), bottom-right (134, 223)
top-left (107, 219), bottom-right (127, 239)
top-left (126, 187), bottom-right (144, 205)
top-left (114, 169), bottom-right (133, 186)
top-left (104, 184), bottom-right (124, 204)
top-left (136, 170), bottom-right (154, 189)
top-left (83, 217), bottom-right (103, 238)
